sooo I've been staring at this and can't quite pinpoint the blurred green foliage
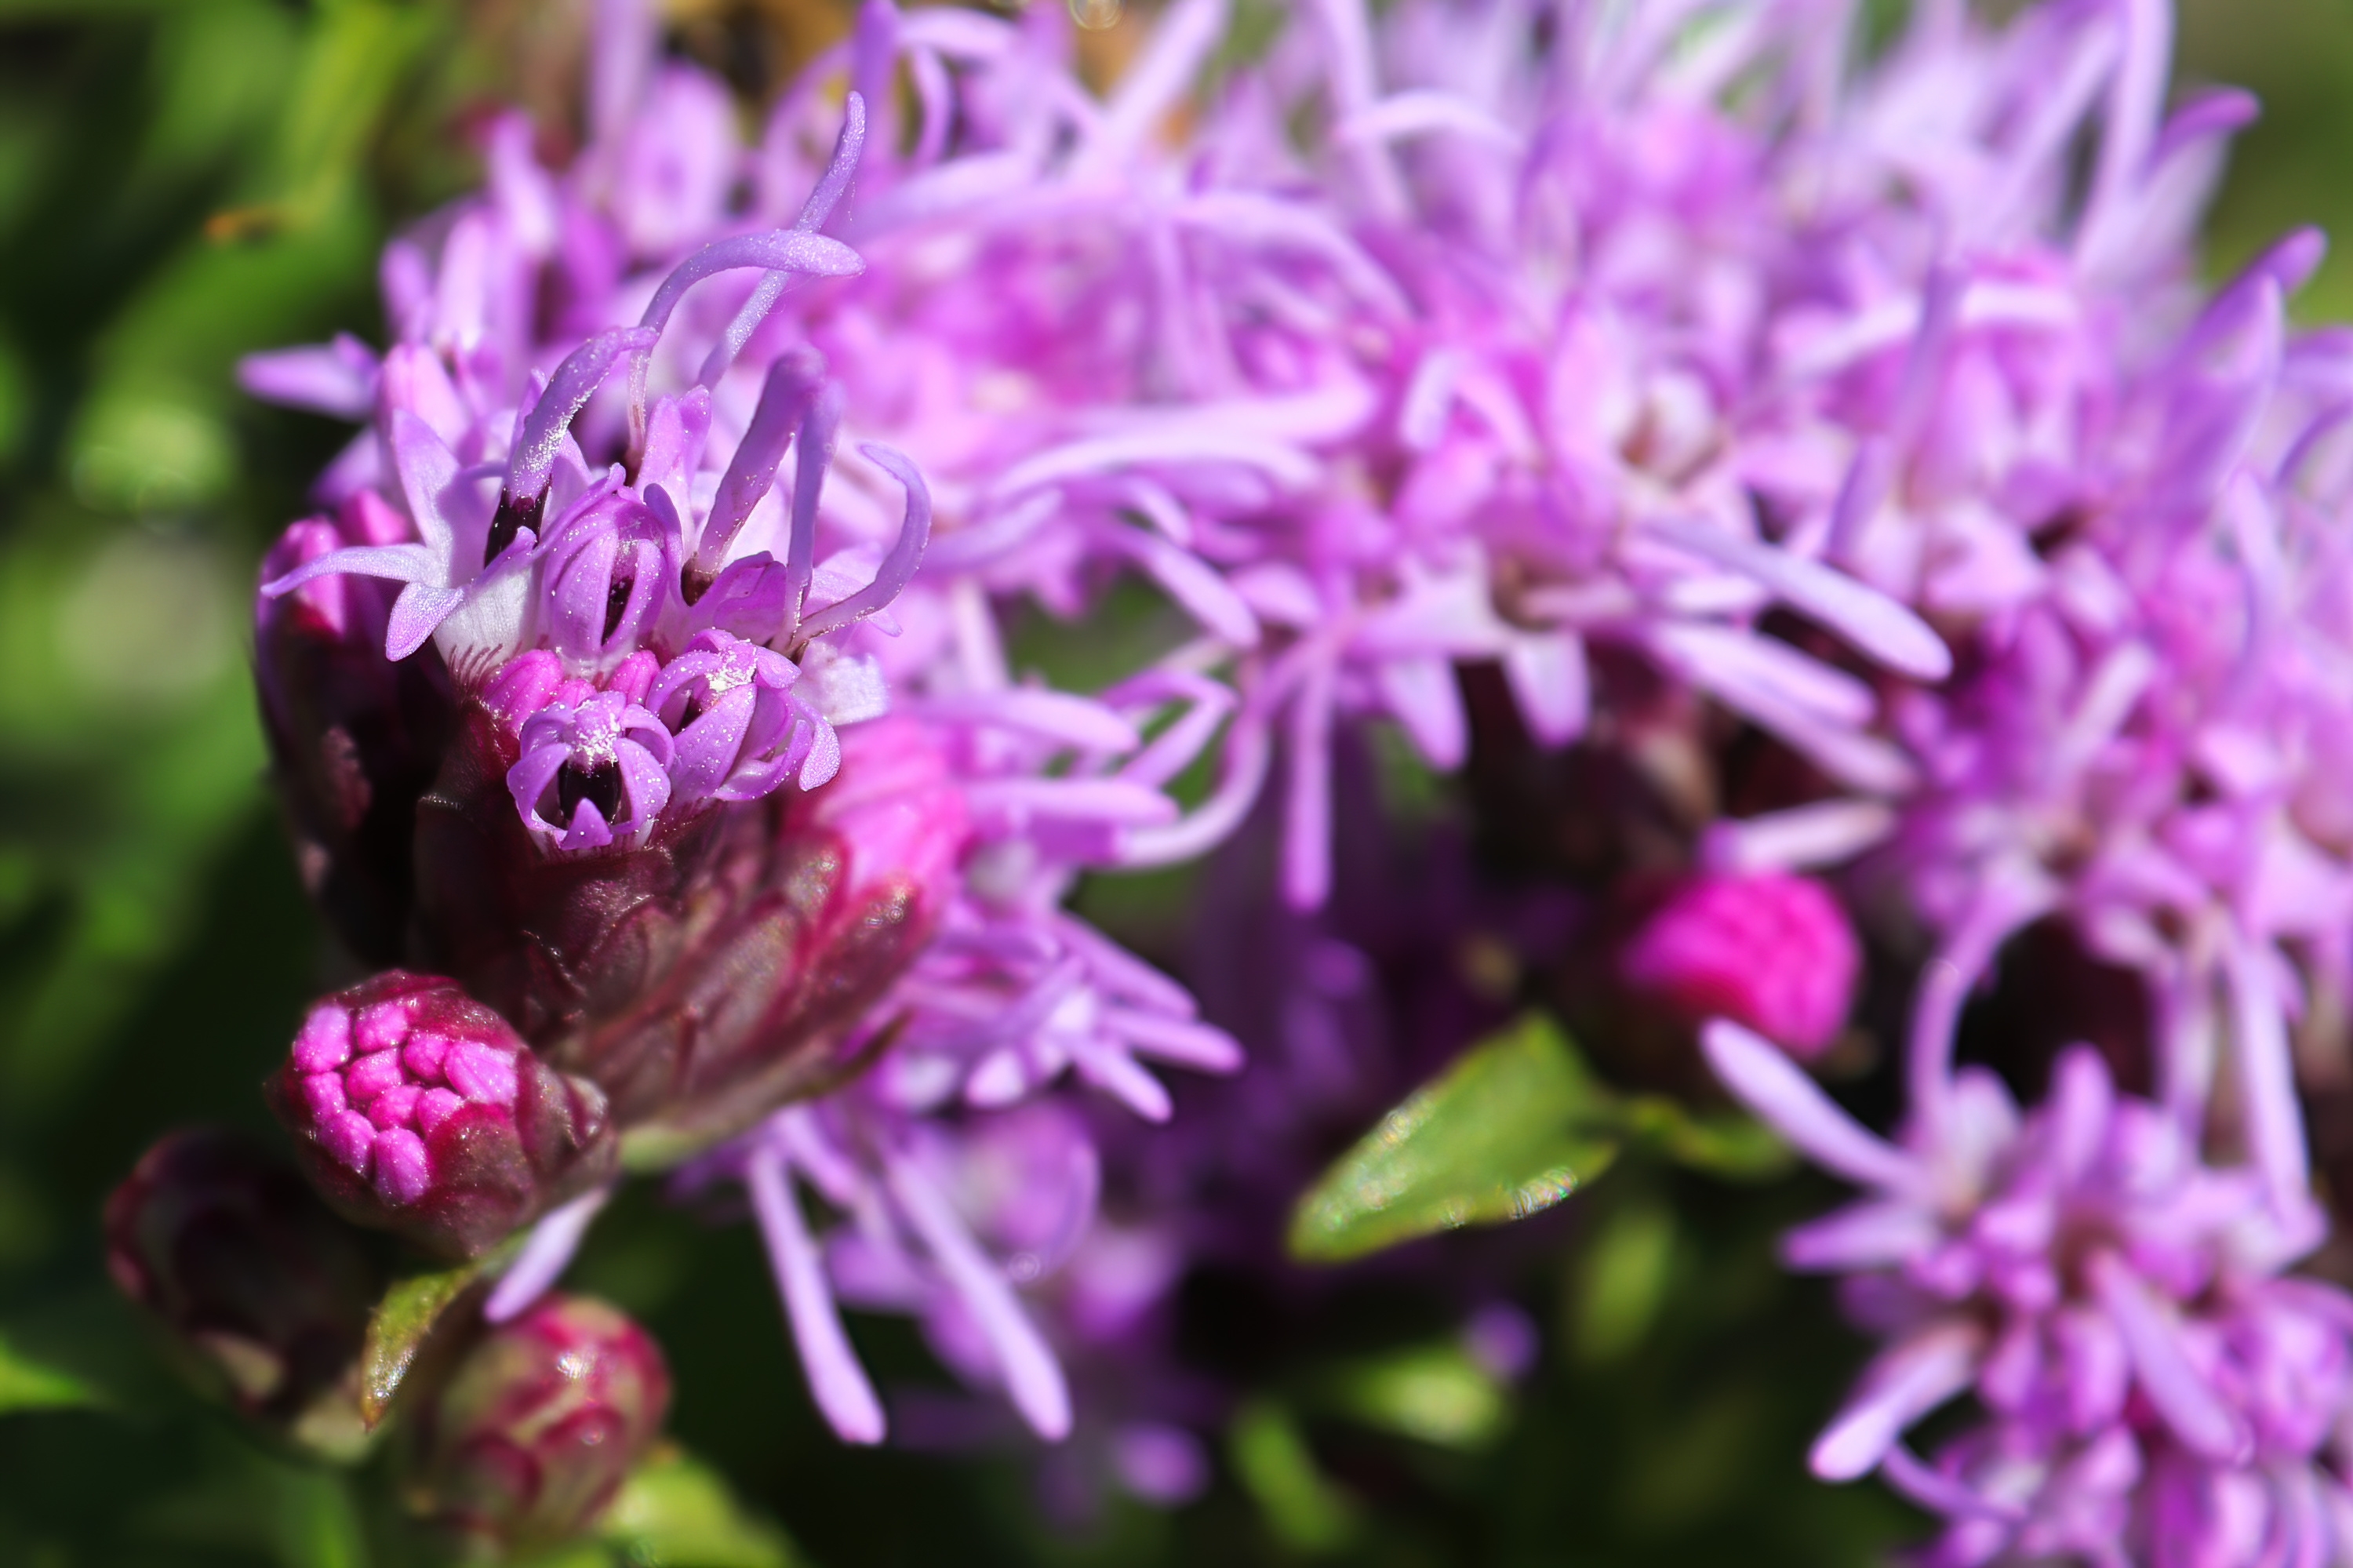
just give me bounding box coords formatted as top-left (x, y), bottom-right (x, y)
top-left (0, 2), bottom-right (2344, 1565)
top-left (2183, 0), bottom-right (2353, 319)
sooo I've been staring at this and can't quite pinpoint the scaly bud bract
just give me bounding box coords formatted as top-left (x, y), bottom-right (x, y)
top-left (402, 1293), bottom-right (670, 1553)
top-left (412, 711), bottom-right (966, 1155)
top-left (256, 494), bottom-right (456, 964)
top-left (106, 1129), bottom-right (384, 1449)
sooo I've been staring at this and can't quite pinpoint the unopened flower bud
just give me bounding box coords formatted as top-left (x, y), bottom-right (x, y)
top-left (256, 492), bottom-right (456, 963)
top-left (1619, 871), bottom-right (1860, 1058)
top-left (105, 1129), bottom-right (382, 1439)
top-left (267, 973), bottom-right (618, 1258)
top-left (403, 1293), bottom-right (670, 1553)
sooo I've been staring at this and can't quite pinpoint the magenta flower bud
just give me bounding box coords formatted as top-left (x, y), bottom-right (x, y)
top-left (646, 630), bottom-right (837, 808)
top-left (255, 491), bottom-right (456, 964)
top-left (1620, 871), bottom-right (1860, 1058)
top-left (482, 648), bottom-right (566, 737)
top-left (402, 1293), bottom-right (670, 1553)
top-left (267, 973), bottom-right (618, 1258)
top-left (105, 1129), bottom-right (383, 1428)
top-left (506, 689), bottom-right (675, 853)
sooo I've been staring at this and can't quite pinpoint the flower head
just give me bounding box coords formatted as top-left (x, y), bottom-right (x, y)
top-left (1707, 1015), bottom-right (2353, 1562)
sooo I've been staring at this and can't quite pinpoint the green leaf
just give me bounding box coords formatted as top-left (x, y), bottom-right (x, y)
top-left (0, 1330), bottom-right (97, 1414)
top-left (1229, 1402), bottom-right (1356, 1554)
top-left (511, 1548), bottom-right (609, 1568)
top-left (358, 1257), bottom-right (486, 1429)
top-left (598, 1446), bottom-right (799, 1568)
top-left (1623, 1095), bottom-right (1796, 1181)
top-left (267, 1464), bottom-right (369, 1568)
top-left (1326, 1343), bottom-right (1508, 1450)
top-left (1288, 1013), bottom-right (1621, 1263)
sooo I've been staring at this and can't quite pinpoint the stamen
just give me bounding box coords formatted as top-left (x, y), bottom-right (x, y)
top-left (780, 381), bottom-right (846, 646)
top-left (691, 94), bottom-right (872, 387)
top-left (795, 443), bottom-right (933, 642)
top-left (694, 347), bottom-right (827, 586)
top-left (635, 231), bottom-right (863, 343)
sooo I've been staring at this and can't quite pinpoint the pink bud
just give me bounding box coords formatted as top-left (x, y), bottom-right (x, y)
top-left (292, 1006), bottom-right (353, 1072)
top-left (482, 649), bottom-right (565, 738)
top-left (267, 972), bottom-right (617, 1258)
top-left (1619, 872), bottom-right (1860, 1058)
top-left (402, 1293), bottom-right (671, 1552)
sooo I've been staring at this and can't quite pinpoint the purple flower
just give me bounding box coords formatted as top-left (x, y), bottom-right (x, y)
top-left (681, 1095), bottom-right (1096, 1448)
top-left (506, 687), bottom-right (675, 853)
top-left (535, 486), bottom-right (678, 670)
top-left (646, 628), bottom-right (837, 806)
top-left (1838, 234), bottom-right (2353, 1220)
top-left (1706, 1017), bottom-right (2353, 1561)
top-left (268, 972), bottom-right (616, 1258)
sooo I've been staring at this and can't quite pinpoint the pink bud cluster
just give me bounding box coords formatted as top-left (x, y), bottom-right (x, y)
top-left (289, 977), bottom-right (523, 1203)
top-left (271, 973), bottom-right (616, 1259)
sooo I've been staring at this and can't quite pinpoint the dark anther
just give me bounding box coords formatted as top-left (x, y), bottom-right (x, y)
top-left (679, 561), bottom-right (715, 607)
top-left (485, 490), bottom-right (548, 566)
top-left (551, 759), bottom-right (624, 826)
top-left (603, 572), bottom-right (635, 642)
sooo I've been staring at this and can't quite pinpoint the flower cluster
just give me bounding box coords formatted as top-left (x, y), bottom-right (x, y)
top-left (99, 0), bottom-right (2353, 1552)
top-left (1709, 1023), bottom-right (2353, 1563)
top-left (1011, 0), bottom-right (2353, 1548)
top-left (200, 0), bottom-right (1275, 1497)
top-left (794, 0), bottom-right (2353, 1548)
